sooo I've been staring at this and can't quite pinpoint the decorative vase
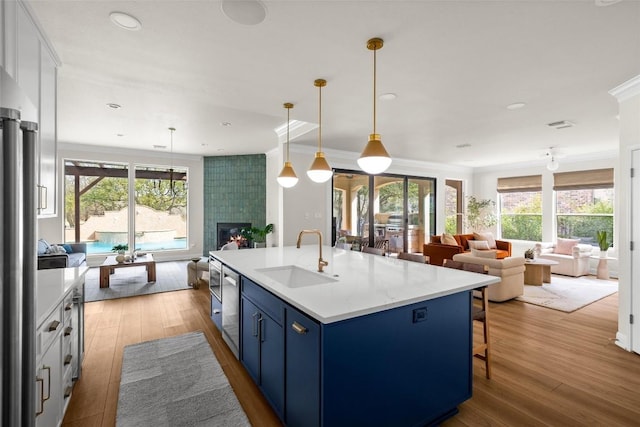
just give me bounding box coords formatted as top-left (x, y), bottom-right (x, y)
top-left (253, 242), bottom-right (266, 249)
top-left (600, 250), bottom-right (608, 258)
top-left (116, 254), bottom-right (125, 263)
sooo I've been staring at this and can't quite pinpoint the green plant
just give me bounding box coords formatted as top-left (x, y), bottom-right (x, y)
top-left (596, 230), bottom-right (610, 251)
top-left (465, 196), bottom-right (497, 232)
top-left (241, 224), bottom-right (274, 243)
top-left (111, 243), bottom-right (128, 252)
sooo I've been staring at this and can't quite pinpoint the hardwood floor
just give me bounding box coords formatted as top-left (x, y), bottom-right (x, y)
top-left (63, 285), bottom-right (640, 426)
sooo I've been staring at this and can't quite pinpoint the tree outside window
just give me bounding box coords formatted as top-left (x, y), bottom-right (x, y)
top-left (499, 191), bottom-right (542, 241)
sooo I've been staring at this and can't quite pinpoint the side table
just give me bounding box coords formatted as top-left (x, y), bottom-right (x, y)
top-left (590, 256), bottom-right (614, 280)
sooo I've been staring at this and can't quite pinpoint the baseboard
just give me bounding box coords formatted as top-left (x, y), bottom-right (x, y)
top-left (615, 331), bottom-right (630, 351)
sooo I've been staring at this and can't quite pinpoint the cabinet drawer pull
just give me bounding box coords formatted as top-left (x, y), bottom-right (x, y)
top-left (212, 309), bottom-right (221, 315)
top-left (64, 326), bottom-right (73, 336)
top-left (252, 312), bottom-right (259, 337)
top-left (64, 354), bottom-right (73, 365)
top-left (36, 376), bottom-right (44, 416)
top-left (64, 303), bottom-right (73, 311)
top-left (64, 386), bottom-right (73, 399)
top-left (292, 321), bottom-right (308, 335)
top-left (48, 320), bottom-right (60, 332)
top-left (42, 365), bottom-right (51, 401)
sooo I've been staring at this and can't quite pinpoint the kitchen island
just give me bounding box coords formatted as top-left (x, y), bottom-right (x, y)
top-left (210, 246), bottom-right (498, 427)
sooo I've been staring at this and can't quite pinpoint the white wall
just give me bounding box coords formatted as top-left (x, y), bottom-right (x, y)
top-left (39, 143), bottom-right (204, 265)
top-left (610, 75), bottom-right (640, 352)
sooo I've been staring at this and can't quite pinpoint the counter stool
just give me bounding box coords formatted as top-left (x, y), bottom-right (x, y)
top-left (187, 257), bottom-right (209, 289)
top-left (443, 259), bottom-right (492, 379)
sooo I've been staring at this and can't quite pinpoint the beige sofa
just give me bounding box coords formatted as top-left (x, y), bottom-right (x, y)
top-left (452, 253), bottom-right (526, 302)
top-left (534, 242), bottom-right (592, 277)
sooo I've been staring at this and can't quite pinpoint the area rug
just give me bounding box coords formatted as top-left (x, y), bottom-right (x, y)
top-left (516, 275), bottom-right (618, 313)
top-left (85, 260), bottom-right (192, 302)
top-left (116, 331), bottom-right (250, 427)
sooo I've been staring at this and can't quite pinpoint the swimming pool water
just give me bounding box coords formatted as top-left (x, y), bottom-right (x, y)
top-left (84, 239), bottom-right (187, 254)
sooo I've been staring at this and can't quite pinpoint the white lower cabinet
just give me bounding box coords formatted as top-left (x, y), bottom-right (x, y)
top-left (36, 333), bottom-right (62, 427)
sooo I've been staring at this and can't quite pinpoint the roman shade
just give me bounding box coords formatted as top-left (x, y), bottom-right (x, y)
top-left (553, 168), bottom-right (614, 191)
top-left (497, 175), bottom-right (542, 193)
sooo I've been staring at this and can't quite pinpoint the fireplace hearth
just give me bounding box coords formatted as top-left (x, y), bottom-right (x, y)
top-left (217, 222), bottom-right (251, 249)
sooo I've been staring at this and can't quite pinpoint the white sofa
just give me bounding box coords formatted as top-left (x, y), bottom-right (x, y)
top-left (452, 253), bottom-right (526, 302)
top-left (534, 241), bottom-right (592, 277)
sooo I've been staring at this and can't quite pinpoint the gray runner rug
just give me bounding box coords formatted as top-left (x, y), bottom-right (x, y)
top-left (116, 331), bottom-right (251, 427)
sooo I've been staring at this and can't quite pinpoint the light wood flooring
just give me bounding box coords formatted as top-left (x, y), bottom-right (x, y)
top-left (62, 284), bottom-right (640, 426)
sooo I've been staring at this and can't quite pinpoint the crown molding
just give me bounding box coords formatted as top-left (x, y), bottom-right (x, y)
top-left (609, 75), bottom-right (640, 102)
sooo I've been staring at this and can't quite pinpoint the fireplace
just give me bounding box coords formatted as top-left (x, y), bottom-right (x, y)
top-left (217, 222), bottom-right (251, 249)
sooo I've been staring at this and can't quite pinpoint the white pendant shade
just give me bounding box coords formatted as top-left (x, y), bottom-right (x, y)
top-left (358, 134), bottom-right (392, 174)
top-left (277, 161), bottom-right (298, 188)
top-left (307, 152), bottom-right (333, 183)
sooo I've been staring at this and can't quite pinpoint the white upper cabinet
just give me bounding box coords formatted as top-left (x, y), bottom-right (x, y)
top-left (2, 0), bottom-right (60, 217)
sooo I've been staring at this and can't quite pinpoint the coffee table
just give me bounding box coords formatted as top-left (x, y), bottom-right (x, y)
top-left (524, 258), bottom-right (559, 286)
top-left (99, 254), bottom-right (156, 288)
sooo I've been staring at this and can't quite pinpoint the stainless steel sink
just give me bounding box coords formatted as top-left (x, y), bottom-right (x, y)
top-left (255, 265), bottom-right (338, 288)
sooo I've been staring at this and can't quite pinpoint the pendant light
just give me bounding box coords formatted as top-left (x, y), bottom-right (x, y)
top-left (358, 37), bottom-right (392, 175)
top-left (307, 79), bottom-right (333, 183)
top-left (277, 103), bottom-right (299, 188)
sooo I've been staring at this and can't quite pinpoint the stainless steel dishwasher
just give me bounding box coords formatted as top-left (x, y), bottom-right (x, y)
top-left (221, 265), bottom-right (240, 358)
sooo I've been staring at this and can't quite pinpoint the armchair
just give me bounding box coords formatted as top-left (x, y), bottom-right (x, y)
top-left (534, 239), bottom-right (592, 277)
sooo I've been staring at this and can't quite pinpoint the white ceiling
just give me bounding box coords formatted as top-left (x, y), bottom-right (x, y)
top-left (28, 0), bottom-right (640, 168)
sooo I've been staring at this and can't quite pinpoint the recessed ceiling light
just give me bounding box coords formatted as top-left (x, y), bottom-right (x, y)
top-left (153, 145), bottom-right (167, 149)
top-left (379, 93), bottom-right (397, 101)
top-left (456, 143), bottom-right (472, 148)
top-left (116, 133), bottom-right (124, 137)
top-left (107, 103), bottom-right (122, 109)
top-left (221, 122), bottom-right (232, 127)
top-left (110, 12), bottom-right (142, 31)
top-left (547, 120), bottom-right (574, 129)
top-left (506, 102), bottom-right (526, 110)
top-left (221, 0), bottom-right (267, 25)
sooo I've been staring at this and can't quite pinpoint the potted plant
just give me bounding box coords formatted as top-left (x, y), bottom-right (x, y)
top-left (241, 224), bottom-right (274, 248)
top-left (524, 247), bottom-right (535, 260)
top-left (465, 196), bottom-right (497, 232)
top-left (111, 243), bottom-right (128, 263)
top-left (596, 230), bottom-right (610, 257)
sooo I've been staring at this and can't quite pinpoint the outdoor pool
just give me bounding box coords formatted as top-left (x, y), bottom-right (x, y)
top-left (84, 239), bottom-right (187, 254)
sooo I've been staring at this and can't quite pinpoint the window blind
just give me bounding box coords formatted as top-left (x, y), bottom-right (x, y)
top-left (553, 168), bottom-right (614, 191)
top-left (497, 175), bottom-right (542, 193)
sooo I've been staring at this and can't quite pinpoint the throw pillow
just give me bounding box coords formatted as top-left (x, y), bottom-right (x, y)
top-left (62, 244), bottom-right (73, 253)
top-left (441, 233), bottom-right (458, 246)
top-left (37, 239), bottom-right (51, 255)
top-left (471, 248), bottom-right (497, 259)
top-left (473, 232), bottom-right (497, 249)
top-left (468, 240), bottom-right (490, 250)
top-left (554, 238), bottom-right (579, 255)
top-left (46, 244), bottom-right (67, 254)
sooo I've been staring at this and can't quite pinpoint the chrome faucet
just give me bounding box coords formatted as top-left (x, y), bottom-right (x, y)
top-left (296, 229), bottom-right (329, 272)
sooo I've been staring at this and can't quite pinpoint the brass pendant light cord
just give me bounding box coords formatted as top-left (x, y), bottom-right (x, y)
top-left (318, 83), bottom-right (322, 151)
top-left (373, 47), bottom-right (377, 135)
top-left (286, 106), bottom-right (290, 161)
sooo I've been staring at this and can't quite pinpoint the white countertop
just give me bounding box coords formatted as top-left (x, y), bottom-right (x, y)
top-left (210, 246), bottom-right (499, 324)
top-left (37, 266), bottom-right (89, 326)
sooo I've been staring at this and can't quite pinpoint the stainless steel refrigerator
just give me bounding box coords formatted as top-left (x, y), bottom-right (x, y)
top-left (2, 67), bottom-right (39, 427)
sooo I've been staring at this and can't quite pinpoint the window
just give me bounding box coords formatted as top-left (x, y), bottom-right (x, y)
top-left (65, 160), bottom-right (188, 254)
top-left (445, 180), bottom-right (462, 234)
top-left (554, 169), bottom-right (614, 247)
top-left (498, 175), bottom-right (542, 241)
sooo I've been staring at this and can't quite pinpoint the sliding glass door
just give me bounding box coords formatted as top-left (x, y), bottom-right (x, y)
top-left (65, 159), bottom-right (189, 254)
top-left (333, 169), bottom-right (436, 254)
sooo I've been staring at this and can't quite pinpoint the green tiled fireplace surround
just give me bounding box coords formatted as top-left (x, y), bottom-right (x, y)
top-left (203, 154), bottom-right (266, 253)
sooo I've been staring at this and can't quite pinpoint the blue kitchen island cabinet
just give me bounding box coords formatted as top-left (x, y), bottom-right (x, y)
top-left (242, 278), bottom-right (472, 427)
top-left (213, 246), bottom-right (498, 427)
